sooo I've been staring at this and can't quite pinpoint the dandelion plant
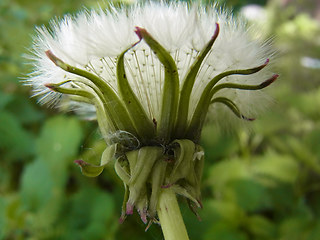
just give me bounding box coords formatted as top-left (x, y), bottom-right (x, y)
top-left (26, 2), bottom-right (277, 239)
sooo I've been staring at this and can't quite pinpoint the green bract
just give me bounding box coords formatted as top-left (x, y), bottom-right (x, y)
top-left (45, 25), bottom-right (276, 224)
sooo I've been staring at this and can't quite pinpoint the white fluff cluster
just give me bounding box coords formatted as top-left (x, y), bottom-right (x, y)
top-left (27, 1), bottom-right (273, 123)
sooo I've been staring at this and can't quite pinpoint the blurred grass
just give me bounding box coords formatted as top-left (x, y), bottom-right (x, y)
top-left (1, 0), bottom-right (320, 239)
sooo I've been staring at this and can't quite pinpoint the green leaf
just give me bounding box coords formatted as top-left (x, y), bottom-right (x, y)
top-left (63, 187), bottom-right (115, 240)
top-left (204, 222), bottom-right (248, 240)
top-left (279, 217), bottom-right (314, 240)
top-left (306, 220), bottom-right (320, 240)
top-left (0, 111), bottom-right (35, 160)
top-left (305, 128), bottom-right (320, 159)
top-left (228, 179), bottom-right (270, 212)
top-left (245, 215), bottom-right (276, 239)
top-left (5, 95), bottom-right (44, 124)
top-left (208, 159), bottom-right (251, 193)
top-left (0, 92), bottom-right (13, 110)
top-left (201, 124), bottom-right (238, 160)
top-left (205, 200), bottom-right (246, 228)
top-left (0, 198), bottom-right (6, 239)
top-left (36, 115), bottom-right (83, 169)
top-left (252, 152), bottom-right (299, 185)
top-left (20, 160), bottom-right (54, 211)
top-left (91, 191), bottom-right (114, 221)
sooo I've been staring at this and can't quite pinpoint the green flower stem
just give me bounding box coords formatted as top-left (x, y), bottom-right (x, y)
top-left (157, 188), bottom-right (189, 240)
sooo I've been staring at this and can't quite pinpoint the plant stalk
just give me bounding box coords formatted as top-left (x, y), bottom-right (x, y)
top-left (157, 188), bottom-right (189, 240)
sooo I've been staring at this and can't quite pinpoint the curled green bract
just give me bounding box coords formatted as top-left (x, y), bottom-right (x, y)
top-left (74, 144), bottom-right (116, 177)
top-left (117, 45), bottom-right (156, 143)
top-left (135, 27), bottom-right (180, 143)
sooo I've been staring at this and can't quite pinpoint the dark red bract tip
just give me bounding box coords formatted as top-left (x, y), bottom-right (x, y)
top-left (44, 83), bottom-right (55, 89)
top-left (74, 159), bottom-right (87, 166)
top-left (256, 58), bottom-right (270, 71)
top-left (134, 26), bottom-right (144, 40)
top-left (212, 22), bottom-right (220, 39)
top-left (45, 50), bottom-right (59, 66)
top-left (126, 202), bottom-right (134, 215)
top-left (260, 73), bottom-right (279, 88)
top-left (140, 210), bottom-right (148, 224)
top-left (119, 215), bottom-right (126, 224)
top-left (161, 183), bottom-right (173, 189)
top-left (242, 115), bottom-right (256, 121)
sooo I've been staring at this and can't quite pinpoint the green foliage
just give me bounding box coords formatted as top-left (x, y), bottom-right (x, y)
top-left (1, 0), bottom-right (320, 239)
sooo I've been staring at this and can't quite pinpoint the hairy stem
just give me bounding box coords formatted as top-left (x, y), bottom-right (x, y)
top-left (157, 188), bottom-right (189, 240)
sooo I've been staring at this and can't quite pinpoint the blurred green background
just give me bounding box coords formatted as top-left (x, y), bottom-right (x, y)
top-left (0, 0), bottom-right (319, 239)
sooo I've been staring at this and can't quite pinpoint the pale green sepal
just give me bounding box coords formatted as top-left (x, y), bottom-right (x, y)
top-left (129, 146), bottom-right (162, 184)
top-left (135, 185), bottom-right (149, 224)
top-left (169, 142), bottom-right (204, 211)
top-left (126, 149), bottom-right (139, 176)
top-left (184, 173), bottom-right (202, 208)
top-left (126, 146), bottom-right (163, 211)
top-left (190, 146), bottom-right (204, 203)
top-left (193, 145), bottom-right (205, 186)
top-left (135, 28), bottom-right (179, 143)
top-left (114, 157), bottom-right (130, 184)
top-left (171, 184), bottom-right (201, 208)
top-left (117, 47), bottom-right (156, 142)
top-left (175, 23), bottom-right (220, 137)
top-left (101, 144), bottom-right (117, 165)
top-left (169, 139), bottom-right (196, 184)
top-left (119, 183), bottom-right (129, 224)
top-left (188, 147), bottom-right (205, 218)
top-left (149, 158), bottom-right (167, 218)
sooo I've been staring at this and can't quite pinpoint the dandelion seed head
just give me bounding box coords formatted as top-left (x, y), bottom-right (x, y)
top-left (25, 2), bottom-right (278, 223)
top-left (27, 1), bottom-right (274, 127)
